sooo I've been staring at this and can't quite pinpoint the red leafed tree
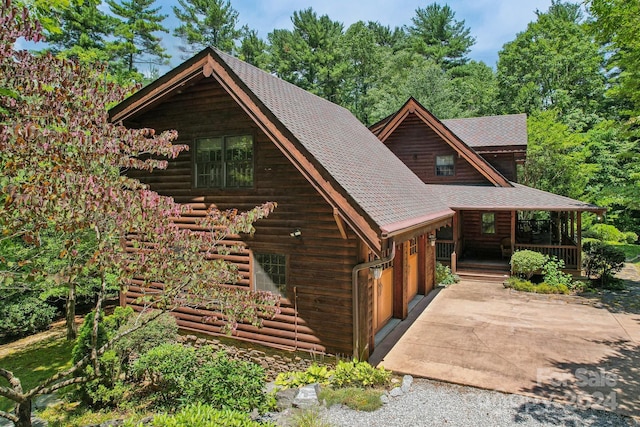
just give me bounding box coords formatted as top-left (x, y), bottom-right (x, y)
top-left (0, 3), bottom-right (278, 426)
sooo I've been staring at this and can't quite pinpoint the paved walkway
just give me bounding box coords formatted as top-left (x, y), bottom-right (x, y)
top-left (377, 265), bottom-right (640, 418)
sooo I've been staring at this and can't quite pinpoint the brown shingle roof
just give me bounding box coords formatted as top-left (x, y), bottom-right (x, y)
top-left (215, 50), bottom-right (453, 234)
top-left (428, 183), bottom-right (602, 212)
top-left (442, 114), bottom-right (528, 148)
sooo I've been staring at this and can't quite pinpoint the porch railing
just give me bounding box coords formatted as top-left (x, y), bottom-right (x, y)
top-left (514, 243), bottom-right (578, 269)
top-left (436, 240), bottom-right (454, 261)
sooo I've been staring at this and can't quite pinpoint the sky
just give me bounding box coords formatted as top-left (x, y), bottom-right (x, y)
top-left (153, 0), bottom-right (554, 71)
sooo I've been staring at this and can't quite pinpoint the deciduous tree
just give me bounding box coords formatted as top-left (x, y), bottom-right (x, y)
top-left (0, 4), bottom-right (278, 426)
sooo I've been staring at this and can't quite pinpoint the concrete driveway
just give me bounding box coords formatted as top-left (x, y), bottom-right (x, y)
top-left (376, 277), bottom-right (640, 418)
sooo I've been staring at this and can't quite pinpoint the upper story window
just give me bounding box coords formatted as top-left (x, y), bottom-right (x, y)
top-left (482, 212), bottom-right (496, 234)
top-left (254, 253), bottom-right (287, 297)
top-left (195, 135), bottom-right (253, 188)
top-left (435, 154), bottom-right (455, 176)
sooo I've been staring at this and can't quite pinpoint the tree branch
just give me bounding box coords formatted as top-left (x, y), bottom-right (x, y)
top-left (0, 410), bottom-right (18, 423)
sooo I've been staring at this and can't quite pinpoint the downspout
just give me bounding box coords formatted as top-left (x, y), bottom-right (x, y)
top-left (351, 241), bottom-right (396, 360)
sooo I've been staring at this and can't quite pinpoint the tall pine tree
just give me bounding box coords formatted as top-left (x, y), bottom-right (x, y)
top-left (173, 0), bottom-right (242, 56)
top-left (107, 0), bottom-right (170, 77)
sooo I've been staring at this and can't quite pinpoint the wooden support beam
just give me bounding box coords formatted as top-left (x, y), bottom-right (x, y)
top-left (511, 210), bottom-right (516, 256)
top-left (418, 235), bottom-right (427, 295)
top-left (577, 212), bottom-right (582, 273)
top-left (333, 208), bottom-right (348, 240)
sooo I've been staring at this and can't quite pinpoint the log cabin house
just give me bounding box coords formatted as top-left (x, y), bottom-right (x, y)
top-left (109, 48), bottom-right (453, 360)
top-left (370, 98), bottom-right (604, 277)
top-left (109, 49), bottom-right (602, 360)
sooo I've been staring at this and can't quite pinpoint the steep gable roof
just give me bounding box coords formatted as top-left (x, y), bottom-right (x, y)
top-left (370, 98), bottom-right (512, 188)
top-left (110, 49), bottom-right (453, 254)
top-left (442, 114), bottom-right (528, 148)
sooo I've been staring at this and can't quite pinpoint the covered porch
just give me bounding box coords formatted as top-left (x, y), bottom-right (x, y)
top-left (429, 183), bottom-right (605, 276)
top-left (436, 210), bottom-right (587, 274)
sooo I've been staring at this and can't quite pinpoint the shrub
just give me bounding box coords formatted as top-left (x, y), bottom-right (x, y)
top-left (585, 224), bottom-right (625, 243)
top-left (187, 347), bottom-right (269, 413)
top-left (331, 359), bottom-right (391, 388)
top-left (510, 250), bottom-right (547, 279)
top-left (435, 262), bottom-right (460, 286)
top-left (0, 292), bottom-right (56, 341)
top-left (149, 403), bottom-right (275, 427)
top-left (583, 240), bottom-right (626, 286)
top-left (133, 343), bottom-right (198, 405)
top-left (504, 277), bottom-right (569, 294)
top-left (275, 364), bottom-right (332, 389)
top-left (112, 310), bottom-right (178, 376)
top-left (623, 231), bottom-right (638, 244)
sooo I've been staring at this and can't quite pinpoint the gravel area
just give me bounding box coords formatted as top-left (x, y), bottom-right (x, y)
top-left (313, 379), bottom-right (638, 427)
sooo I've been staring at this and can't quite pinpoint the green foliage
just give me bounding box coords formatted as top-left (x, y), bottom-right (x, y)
top-left (112, 310), bottom-right (178, 376)
top-left (107, 0), bottom-right (170, 75)
top-left (0, 292), bottom-right (56, 341)
top-left (504, 277), bottom-right (570, 294)
top-left (187, 347), bottom-right (269, 412)
top-left (542, 257), bottom-right (581, 291)
top-left (331, 359), bottom-right (391, 388)
top-left (72, 311), bottom-right (109, 365)
top-left (173, 0), bottom-right (243, 56)
top-left (275, 364), bottom-right (332, 389)
top-left (585, 223), bottom-right (626, 242)
top-left (0, 335), bottom-right (74, 413)
top-left (510, 250), bottom-right (547, 280)
top-left (407, 3), bottom-right (474, 69)
top-left (497, 1), bottom-right (605, 118)
top-left (318, 387), bottom-right (383, 412)
top-left (289, 407), bottom-right (333, 427)
top-left (435, 262), bottom-right (460, 286)
top-left (149, 403), bottom-right (275, 427)
top-left (133, 342), bottom-right (198, 405)
top-left (275, 360), bottom-right (389, 391)
top-left (583, 240), bottom-right (626, 286)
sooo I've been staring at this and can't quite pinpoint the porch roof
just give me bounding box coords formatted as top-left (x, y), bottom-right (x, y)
top-left (429, 183), bottom-right (604, 212)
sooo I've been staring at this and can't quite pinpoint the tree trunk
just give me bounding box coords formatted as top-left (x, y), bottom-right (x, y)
top-left (15, 398), bottom-right (31, 427)
top-left (66, 281), bottom-right (77, 341)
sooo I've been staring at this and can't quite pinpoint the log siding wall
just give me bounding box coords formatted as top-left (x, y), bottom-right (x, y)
top-left (125, 78), bottom-right (360, 355)
top-left (383, 115), bottom-right (489, 185)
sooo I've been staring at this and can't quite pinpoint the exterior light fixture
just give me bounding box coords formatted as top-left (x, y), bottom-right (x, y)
top-left (290, 229), bottom-right (302, 238)
top-left (428, 233), bottom-right (437, 247)
top-left (370, 265), bottom-right (383, 280)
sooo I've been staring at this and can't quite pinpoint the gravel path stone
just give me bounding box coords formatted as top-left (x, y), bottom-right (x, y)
top-left (316, 379), bottom-right (638, 427)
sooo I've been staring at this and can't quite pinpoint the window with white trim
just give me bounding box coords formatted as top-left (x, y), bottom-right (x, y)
top-left (195, 135), bottom-right (253, 188)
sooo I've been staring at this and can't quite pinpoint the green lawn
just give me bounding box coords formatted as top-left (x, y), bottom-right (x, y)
top-left (610, 242), bottom-right (640, 262)
top-left (0, 334), bottom-right (74, 412)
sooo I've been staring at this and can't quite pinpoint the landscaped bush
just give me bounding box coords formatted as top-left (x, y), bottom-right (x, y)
top-left (583, 240), bottom-right (626, 286)
top-left (146, 403), bottom-right (275, 427)
top-left (275, 359), bottom-right (390, 390)
top-left (187, 347), bottom-right (270, 413)
top-left (133, 342), bottom-right (198, 406)
top-left (510, 250), bottom-right (547, 279)
top-left (504, 277), bottom-right (569, 294)
top-left (623, 231), bottom-right (638, 244)
top-left (584, 223), bottom-right (626, 243)
top-left (274, 364), bottom-right (332, 389)
top-left (331, 359), bottom-right (391, 388)
top-left (318, 387), bottom-right (384, 412)
top-left (0, 292), bottom-right (56, 342)
top-left (435, 262), bottom-right (460, 286)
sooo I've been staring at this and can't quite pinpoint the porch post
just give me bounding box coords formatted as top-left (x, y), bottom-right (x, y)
top-left (577, 212), bottom-right (582, 273)
top-left (510, 210), bottom-right (516, 256)
top-left (451, 212), bottom-right (458, 273)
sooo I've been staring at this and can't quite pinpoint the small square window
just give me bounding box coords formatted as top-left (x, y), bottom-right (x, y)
top-left (436, 155), bottom-right (455, 176)
top-left (254, 253), bottom-right (287, 297)
top-left (482, 213), bottom-right (496, 234)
